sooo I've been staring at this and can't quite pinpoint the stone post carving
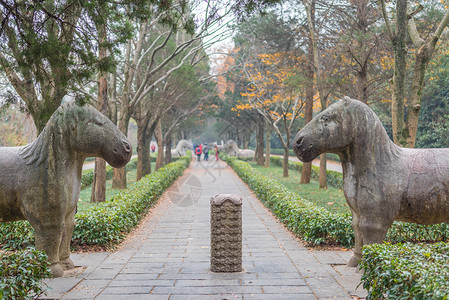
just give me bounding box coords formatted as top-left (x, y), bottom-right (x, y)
top-left (210, 194), bottom-right (242, 272)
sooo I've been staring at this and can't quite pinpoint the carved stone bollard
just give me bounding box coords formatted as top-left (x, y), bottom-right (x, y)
top-left (210, 194), bottom-right (242, 272)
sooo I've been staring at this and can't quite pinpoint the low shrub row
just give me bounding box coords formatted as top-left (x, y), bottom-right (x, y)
top-left (226, 156), bottom-right (449, 247)
top-left (72, 154), bottom-right (191, 247)
top-left (249, 147), bottom-right (341, 162)
top-left (226, 156), bottom-right (354, 247)
top-left (0, 155), bottom-right (191, 250)
top-left (0, 247), bottom-right (51, 300)
top-left (269, 156), bottom-right (343, 189)
top-left (360, 242), bottom-right (449, 299)
top-left (81, 157), bottom-right (139, 189)
top-left (80, 155), bottom-right (185, 189)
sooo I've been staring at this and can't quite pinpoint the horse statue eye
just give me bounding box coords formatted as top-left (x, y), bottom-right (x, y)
top-left (321, 115), bottom-right (329, 122)
top-left (92, 118), bottom-right (105, 126)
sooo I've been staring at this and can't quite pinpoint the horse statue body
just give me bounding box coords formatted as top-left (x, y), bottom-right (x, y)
top-left (220, 140), bottom-right (255, 157)
top-left (0, 102), bottom-right (132, 277)
top-left (293, 96), bottom-right (449, 267)
top-left (171, 139), bottom-right (193, 157)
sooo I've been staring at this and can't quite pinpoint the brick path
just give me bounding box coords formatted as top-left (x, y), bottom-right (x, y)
top-left (43, 159), bottom-right (366, 299)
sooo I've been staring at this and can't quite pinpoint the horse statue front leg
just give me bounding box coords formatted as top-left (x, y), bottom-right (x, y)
top-left (347, 190), bottom-right (394, 268)
top-left (33, 220), bottom-right (65, 277)
top-left (347, 211), bottom-right (363, 267)
top-left (59, 205), bottom-right (76, 271)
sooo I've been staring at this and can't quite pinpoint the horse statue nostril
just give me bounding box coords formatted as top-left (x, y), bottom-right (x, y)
top-left (123, 141), bottom-right (131, 153)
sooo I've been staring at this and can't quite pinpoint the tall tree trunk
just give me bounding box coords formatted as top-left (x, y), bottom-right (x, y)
top-left (244, 129), bottom-right (250, 149)
top-left (91, 20), bottom-right (108, 203)
top-left (300, 38), bottom-right (314, 184)
top-left (109, 72), bottom-right (117, 124)
top-left (256, 121), bottom-right (264, 165)
top-left (319, 154), bottom-right (327, 189)
top-left (142, 134), bottom-right (152, 177)
top-left (165, 131), bottom-right (172, 165)
top-left (155, 119), bottom-right (164, 170)
top-left (306, 0), bottom-right (328, 188)
top-left (390, 0), bottom-right (408, 147)
top-left (136, 121), bottom-right (146, 181)
top-left (356, 0), bottom-right (369, 104)
top-left (406, 48), bottom-right (428, 147)
top-left (357, 69), bottom-right (368, 104)
top-left (112, 109), bottom-right (130, 189)
top-left (282, 147), bottom-right (289, 178)
top-left (264, 124), bottom-right (271, 168)
top-left (137, 133), bottom-right (151, 181)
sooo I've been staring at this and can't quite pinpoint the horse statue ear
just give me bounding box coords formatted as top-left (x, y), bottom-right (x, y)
top-left (343, 96), bottom-right (352, 105)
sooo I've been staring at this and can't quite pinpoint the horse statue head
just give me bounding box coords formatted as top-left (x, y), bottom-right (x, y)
top-left (292, 96), bottom-right (380, 162)
top-left (20, 101), bottom-right (132, 168)
top-left (222, 140), bottom-right (239, 156)
top-left (172, 139), bottom-right (193, 157)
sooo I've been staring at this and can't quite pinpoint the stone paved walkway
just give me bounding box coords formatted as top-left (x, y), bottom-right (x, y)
top-left (42, 159), bottom-right (366, 299)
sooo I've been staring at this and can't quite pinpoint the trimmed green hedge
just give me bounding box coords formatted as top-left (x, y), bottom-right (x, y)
top-left (269, 156), bottom-right (343, 189)
top-left (81, 157), bottom-right (139, 189)
top-left (0, 155), bottom-right (191, 250)
top-left (0, 247), bottom-right (51, 299)
top-left (239, 155), bottom-right (343, 189)
top-left (226, 156), bottom-right (354, 247)
top-left (72, 155), bottom-right (190, 247)
top-left (250, 147), bottom-right (341, 162)
top-left (80, 155), bottom-right (185, 189)
top-left (360, 242), bottom-right (449, 299)
top-left (226, 156), bottom-right (449, 247)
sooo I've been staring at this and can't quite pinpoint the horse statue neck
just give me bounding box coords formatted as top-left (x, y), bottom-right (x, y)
top-left (19, 104), bottom-right (86, 169)
top-left (340, 101), bottom-right (401, 174)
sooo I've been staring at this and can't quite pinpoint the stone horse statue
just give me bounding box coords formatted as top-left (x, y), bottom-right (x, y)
top-left (171, 139), bottom-right (193, 157)
top-left (293, 96), bottom-right (449, 268)
top-left (0, 102), bottom-right (132, 277)
top-left (221, 140), bottom-right (255, 157)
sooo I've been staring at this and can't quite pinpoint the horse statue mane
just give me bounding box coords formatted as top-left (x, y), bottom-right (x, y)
top-left (19, 102), bottom-right (95, 167)
top-left (342, 97), bottom-right (401, 165)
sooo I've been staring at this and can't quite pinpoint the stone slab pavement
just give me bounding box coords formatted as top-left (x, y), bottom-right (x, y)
top-left (42, 158), bottom-right (366, 299)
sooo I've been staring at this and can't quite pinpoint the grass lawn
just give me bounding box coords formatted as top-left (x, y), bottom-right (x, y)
top-left (248, 162), bottom-right (350, 214)
top-left (78, 162), bottom-right (154, 212)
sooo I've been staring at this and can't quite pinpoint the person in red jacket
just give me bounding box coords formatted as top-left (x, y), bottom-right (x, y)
top-left (195, 144), bottom-right (202, 161)
top-left (214, 145), bottom-right (219, 161)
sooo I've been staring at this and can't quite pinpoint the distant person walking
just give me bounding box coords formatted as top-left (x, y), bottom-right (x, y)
top-left (214, 145), bottom-right (219, 161)
top-left (195, 144), bottom-right (202, 161)
top-left (151, 144), bottom-right (156, 153)
top-left (203, 145), bottom-right (209, 161)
